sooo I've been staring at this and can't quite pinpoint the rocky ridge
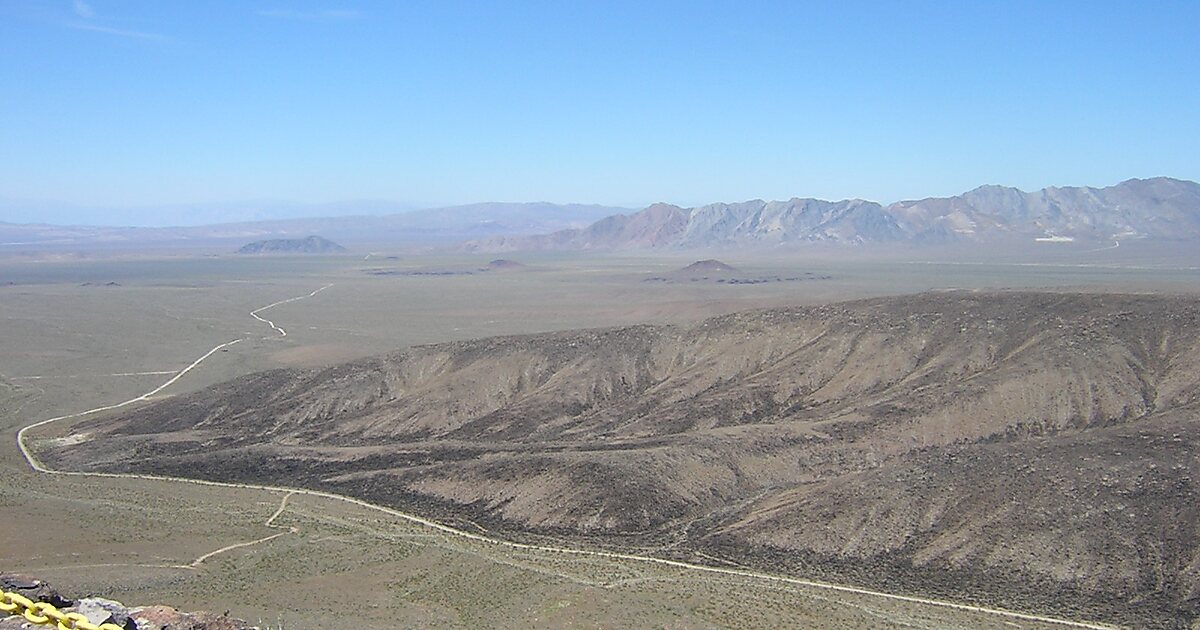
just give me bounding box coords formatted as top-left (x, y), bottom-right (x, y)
top-left (43, 292), bottom-right (1200, 627)
top-left (466, 177), bottom-right (1200, 250)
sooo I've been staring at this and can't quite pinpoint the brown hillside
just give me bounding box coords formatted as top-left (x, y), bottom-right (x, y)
top-left (43, 292), bottom-right (1200, 627)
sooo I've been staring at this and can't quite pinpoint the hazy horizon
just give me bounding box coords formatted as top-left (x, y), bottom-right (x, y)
top-left (4, 174), bottom-right (1197, 229)
top-left (2, 1), bottom-right (1197, 227)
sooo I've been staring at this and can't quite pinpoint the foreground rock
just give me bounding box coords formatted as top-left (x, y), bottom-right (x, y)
top-left (1, 573), bottom-right (254, 630)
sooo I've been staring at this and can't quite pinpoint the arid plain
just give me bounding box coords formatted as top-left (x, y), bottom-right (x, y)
top-left (3, 242), bottom-right (1199, 628)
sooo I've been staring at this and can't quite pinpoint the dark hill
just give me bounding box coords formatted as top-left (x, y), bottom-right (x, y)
top-left (43, 292), bottom-right (1200, 627)
top-left (235, 235), bottom-right (346, 254)
top-left (676, 259), bottom-right (740, 275)
top-left (483, 259), bottom-right (527, 271)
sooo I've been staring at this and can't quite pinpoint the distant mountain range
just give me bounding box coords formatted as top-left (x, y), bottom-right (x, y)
top-left (0, 202), bottom-right (625, 250)
top-left (466, 177), bottom-right (1200, 251)
top-left (4, 178), bottom-right (1198, 252)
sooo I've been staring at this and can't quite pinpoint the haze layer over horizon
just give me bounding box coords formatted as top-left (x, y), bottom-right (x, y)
top-left (1, 1), bottom-right (1197, 226)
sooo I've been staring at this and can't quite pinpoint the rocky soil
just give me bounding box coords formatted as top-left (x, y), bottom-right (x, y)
top-left (44, 292), bottom-right (1200, 627)
top-left (1, 573), bottom-right (253, 629)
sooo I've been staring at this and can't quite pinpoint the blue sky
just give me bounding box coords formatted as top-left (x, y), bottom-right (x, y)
top-left (1, 1), bottom-right (1198, 225)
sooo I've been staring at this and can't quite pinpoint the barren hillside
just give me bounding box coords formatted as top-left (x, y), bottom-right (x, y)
top-left (44, 292), bottom-right (1200, 627)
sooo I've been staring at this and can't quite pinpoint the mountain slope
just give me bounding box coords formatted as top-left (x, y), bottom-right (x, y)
top-left (43, 292), bottom-right (1200, 627)
top-left (466, 177), bottom-right (1200, 251)
top-left (891, 176), bottom-right (1200, 242)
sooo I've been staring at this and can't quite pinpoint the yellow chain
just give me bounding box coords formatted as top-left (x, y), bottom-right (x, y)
top-left (1, 590), bottom-right (124, 630)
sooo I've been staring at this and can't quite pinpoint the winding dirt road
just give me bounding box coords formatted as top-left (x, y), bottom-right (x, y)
top-left (13, 284), bottom-right (1119, 630)
top-left (190, 492), bottom-right (298, 568)
top-left (249, 284), bottom-right (333, 337)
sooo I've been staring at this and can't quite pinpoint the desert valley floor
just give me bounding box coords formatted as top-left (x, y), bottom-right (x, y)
top-left (3, 245), bottom-right (1199, 628)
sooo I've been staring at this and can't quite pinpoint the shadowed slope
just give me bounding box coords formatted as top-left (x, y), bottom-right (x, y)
top-left (44, 292), bottom-right (1200, 627)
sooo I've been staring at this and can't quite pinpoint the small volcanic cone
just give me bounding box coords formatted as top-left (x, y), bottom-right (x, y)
top-left (676, 259), bottom-right (740, 275)
top-left (484, 259), bottom-right (528, 271)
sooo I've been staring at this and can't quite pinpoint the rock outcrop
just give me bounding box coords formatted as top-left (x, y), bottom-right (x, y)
top-left (1, 573), bottom-right (255, 630)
